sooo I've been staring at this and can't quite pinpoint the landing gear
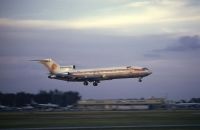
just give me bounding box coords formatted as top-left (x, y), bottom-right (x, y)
top-left (93, 81), bottom-right (98, 86)
top-left (83, 81), bottom-right (99, 86)
top-left (139, 77), bottom-right (142, 82)
top-left (83, 81), bottom-right (88, 86)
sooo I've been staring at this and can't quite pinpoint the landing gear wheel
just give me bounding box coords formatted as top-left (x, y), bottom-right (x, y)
top-left (83, 81), bottom-right (88, 86)
top-left (139, 78), bottom-right (142, 82)
top-left (93, 82), bottom-right (98, 86)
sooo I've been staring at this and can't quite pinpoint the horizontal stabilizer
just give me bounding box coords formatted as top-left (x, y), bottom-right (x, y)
top-left (31, 59), bottom-right (51, 62)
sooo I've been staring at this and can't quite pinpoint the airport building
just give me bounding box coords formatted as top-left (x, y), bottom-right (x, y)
top-left (77, 98), bottom-right (165, 110)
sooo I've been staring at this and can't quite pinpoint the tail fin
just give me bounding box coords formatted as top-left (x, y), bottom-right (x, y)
top-left (32, 58), bottom-right (60, 74)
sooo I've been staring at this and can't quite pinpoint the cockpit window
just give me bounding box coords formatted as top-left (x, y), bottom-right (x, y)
top-left (142, 68), bottom-right (148, 71)
top-left (133, 69), bottom-right (142, 71)
top-left (133, 67), bottom-right (148, 71)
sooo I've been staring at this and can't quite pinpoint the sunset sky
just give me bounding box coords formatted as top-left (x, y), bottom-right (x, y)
top-left (0, 0), bottom-right (200, 100)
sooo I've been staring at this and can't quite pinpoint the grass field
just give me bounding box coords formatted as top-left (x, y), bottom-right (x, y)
top-left (0, 110), bottom-right (200, 130)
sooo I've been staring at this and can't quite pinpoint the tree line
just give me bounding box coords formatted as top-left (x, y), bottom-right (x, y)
top-left (0, 90), bottom-right (81, 107)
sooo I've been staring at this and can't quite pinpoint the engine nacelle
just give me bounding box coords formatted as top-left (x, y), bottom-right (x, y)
top-left (60, 65), bottom-right (75, 70)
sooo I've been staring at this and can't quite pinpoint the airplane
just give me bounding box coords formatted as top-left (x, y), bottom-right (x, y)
top-left (32, 58), bottom-right (152, 86)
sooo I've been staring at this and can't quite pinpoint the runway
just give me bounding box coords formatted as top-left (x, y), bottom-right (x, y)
top-left (2, 124), bottom-right (200, 130)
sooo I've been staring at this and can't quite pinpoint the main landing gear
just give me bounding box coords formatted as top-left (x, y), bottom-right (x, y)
top-left (93, 81), bottom-right (98, 86)
top-left (83, 81), bottom-right (99, 86)
top-left (83, 81), bottom-right (89, 86)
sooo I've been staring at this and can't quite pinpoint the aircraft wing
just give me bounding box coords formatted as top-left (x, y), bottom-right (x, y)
top-left (50, 72), bottom-right (105, 82)
top-left (48, 72), bottom-right (74, 79)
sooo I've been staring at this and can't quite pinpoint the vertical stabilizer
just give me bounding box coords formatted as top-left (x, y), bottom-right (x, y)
top-left (32, 58), bottom-right (60, 74)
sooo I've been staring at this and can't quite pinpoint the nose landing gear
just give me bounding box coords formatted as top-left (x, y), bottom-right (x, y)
top-left (138, 77), bottom-right (142, 82)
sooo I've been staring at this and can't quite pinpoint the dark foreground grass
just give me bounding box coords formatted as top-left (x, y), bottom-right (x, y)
top-left (0, 110), bottom-right (200, 130)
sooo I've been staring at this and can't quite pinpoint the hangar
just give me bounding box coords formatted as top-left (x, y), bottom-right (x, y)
top-left (77, 98), bottom-right (165, 110)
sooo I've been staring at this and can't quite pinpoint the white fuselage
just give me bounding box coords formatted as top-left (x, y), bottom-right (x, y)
top-left (52, 66), bottom-right (152, 82)
top-left (33, 58), bottom-right (152, 86)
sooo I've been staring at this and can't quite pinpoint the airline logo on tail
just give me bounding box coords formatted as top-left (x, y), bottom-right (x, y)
top-left (51, 63), bottom-right (58, 72)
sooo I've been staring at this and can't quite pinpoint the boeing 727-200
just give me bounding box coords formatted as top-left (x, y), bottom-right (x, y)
top-left (33, 58), bottom-right (152, 86)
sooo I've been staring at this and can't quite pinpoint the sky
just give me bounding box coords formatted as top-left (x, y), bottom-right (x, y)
top-left (0, 0), bottom-right (200, 100)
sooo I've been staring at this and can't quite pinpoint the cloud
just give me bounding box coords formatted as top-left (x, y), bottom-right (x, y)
top-left (0, 9), bottom-right (172, 30)
top-left (144, 35), bottom-right (200, 59)
top-left (164, 35), bottom-right (200, 52)
top-left (0, 0), bottom-right (200, 36)
top-left (124, 1), bottom-right (151, 8)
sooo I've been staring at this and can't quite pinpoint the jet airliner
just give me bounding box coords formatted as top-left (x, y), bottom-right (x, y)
top-left (33, 59), bottom-right (152, 86)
